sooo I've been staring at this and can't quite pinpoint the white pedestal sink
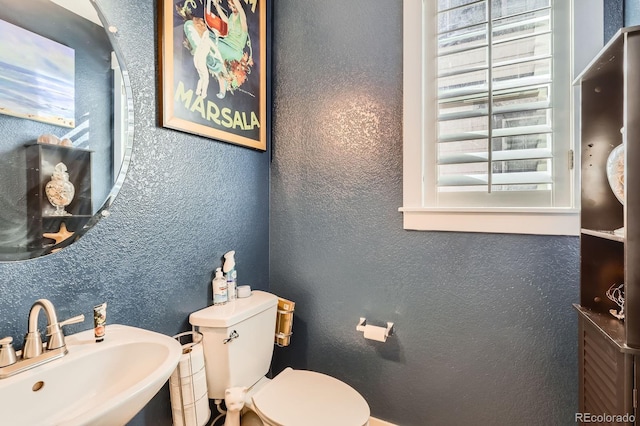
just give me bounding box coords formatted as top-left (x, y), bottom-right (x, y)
top-left (0, 324), bottom-right (182, 425)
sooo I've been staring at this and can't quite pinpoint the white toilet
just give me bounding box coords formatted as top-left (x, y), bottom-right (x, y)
top-left (189, 290), bottom-right (370, 426)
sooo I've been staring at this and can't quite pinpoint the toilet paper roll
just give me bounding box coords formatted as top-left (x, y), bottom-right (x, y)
top-left (363, 324), bottom-right (388, 342)
top-left (172, 394), bottom-right (210, 426)
top-left (170, 368), bottom-right (208, 407)
top-left (174, 343), bottom-right (205, 377)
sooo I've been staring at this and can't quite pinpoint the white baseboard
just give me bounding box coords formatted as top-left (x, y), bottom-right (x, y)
top-left (369, 417), bottom-right (397, 426)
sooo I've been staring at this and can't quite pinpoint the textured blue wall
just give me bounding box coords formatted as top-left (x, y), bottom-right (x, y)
top-left (605, 0), bottom-right (624, 41)
top-left (269, 1), bottom-right (580, 425)
top-left (0, 0), bottom-right (270, 424)
top-left (605, 0), bottom-right (640, 38)
top-left (626, 0), bottom-right (640, 26)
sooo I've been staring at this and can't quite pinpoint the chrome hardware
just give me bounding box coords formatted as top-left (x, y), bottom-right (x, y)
top-left (0, 299), bottom-right (85, 379)
top-left (223, 330), bottom-right (239, 344)
top-left (47, 314), bottom-right (85, 352)
top-left (0, 347), bottom-right (67, 379)
top-left (356, 317), bottom-right (394, 342)
top-left (0, 337), bottom-right (17, 367)
top-left (23, 299), bottom-right (56, 359)
top-left (23, 299), bottom-right (85, 359)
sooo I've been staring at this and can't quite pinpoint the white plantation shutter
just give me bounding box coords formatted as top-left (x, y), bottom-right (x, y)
top-left (433, 0), bottom-right (570, 208)
top-left (401, 0), bottom-right (578, 234)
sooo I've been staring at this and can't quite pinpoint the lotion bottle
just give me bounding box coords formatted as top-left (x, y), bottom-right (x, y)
top-left (212, 267), bottom-right (228, 305)
top-left (223, 250), bottom-right (237, 301)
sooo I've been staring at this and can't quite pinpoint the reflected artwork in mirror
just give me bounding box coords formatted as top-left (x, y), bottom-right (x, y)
top-left (0, 0), bottom-right (133, 261)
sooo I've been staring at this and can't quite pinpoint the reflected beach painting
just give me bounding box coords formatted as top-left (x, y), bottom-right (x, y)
top-left (0, 19), bottom-right (74, 128)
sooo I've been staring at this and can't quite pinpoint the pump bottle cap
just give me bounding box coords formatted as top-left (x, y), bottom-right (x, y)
top-left (214, 267), bottom-right (224, 278)
top-left (223, 251), bottom-right (236, 272)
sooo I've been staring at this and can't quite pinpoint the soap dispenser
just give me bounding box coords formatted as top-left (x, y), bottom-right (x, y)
top-left (223, 251), bottom-right (237, 301)
top-left (212, 267), bottom-right (228, 305)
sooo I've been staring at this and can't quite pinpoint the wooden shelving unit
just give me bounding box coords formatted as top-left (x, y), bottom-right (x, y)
top-left (575, 26), bottom-right (640, 424)
top-left (25, 143), bottom-right (93, 254)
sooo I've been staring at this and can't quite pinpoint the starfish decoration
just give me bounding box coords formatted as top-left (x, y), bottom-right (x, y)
top-left (43, 222), bottom-right (75, 246)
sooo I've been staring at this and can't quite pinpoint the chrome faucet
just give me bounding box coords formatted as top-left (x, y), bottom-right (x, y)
top-left (0, 299), bottom-right (84, 379)
top-left (23, 299), bottom-right (83, 359)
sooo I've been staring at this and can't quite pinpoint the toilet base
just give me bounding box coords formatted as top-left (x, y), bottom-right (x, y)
top-left (240, 410), bottom-right (264, 426)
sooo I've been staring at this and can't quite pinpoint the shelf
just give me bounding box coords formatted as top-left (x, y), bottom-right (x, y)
top-left (581, 228), bottom-right (624, 242)
top-left (24, 142), bottom-right (93, 153)
top-left (25, 144), bottom-right (93, 251)
top-left (42, 214), bottom-right (93, 219)
top-left (574, 304), bottom-right (640, 355)
top-left (576, 26), bottom-right (640, 417)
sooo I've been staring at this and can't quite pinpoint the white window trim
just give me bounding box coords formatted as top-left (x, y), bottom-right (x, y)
top-left (401, 0), bottom-right (580, 236)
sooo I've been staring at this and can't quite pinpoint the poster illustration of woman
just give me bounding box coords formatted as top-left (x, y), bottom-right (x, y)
top-left (159, 0), bottom-right (266, 151)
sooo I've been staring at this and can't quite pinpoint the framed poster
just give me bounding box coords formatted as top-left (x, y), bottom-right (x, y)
top-left (159, 0), bottom-right (267, 151)
top-left (0, 19), bottom-right (75, 128)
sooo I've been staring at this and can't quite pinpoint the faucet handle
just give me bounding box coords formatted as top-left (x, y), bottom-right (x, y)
top-left (59, 314), bottom-right (85, 328)
top-left (46, 314), bottom-right (85, 351)
top-left (0, 337), bottom-right (17, 367)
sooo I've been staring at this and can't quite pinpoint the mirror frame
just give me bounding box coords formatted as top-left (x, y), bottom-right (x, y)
top-left (79, 0), bottom-right (134, 234)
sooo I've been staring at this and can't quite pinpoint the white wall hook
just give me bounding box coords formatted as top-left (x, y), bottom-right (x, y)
top-left (356, 317), bottom-right (394, 342)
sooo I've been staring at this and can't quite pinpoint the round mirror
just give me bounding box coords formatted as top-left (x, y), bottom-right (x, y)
top-left (0, 0), bottom-right (133, 261)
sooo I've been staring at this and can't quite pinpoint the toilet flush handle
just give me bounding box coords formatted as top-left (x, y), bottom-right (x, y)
top-left (223, 330), bottom-right (239, 344)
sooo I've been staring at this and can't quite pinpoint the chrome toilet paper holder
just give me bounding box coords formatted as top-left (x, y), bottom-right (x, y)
top-left (356, 317), bottom-right (394, 340)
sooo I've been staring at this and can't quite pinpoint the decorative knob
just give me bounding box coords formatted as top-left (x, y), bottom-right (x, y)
top-left (0, 337), bottom-right (17, 367)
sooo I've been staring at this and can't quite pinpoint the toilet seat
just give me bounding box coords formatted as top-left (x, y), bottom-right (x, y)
top-left (251, 368), bottom-right (370, 426)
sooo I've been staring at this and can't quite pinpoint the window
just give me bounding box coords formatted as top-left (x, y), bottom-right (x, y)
top-left (401, 0), bottom-right (579, 235)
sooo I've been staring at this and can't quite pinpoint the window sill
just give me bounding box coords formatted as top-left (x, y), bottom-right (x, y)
top-left (399, 207), bottom-right (580, 236)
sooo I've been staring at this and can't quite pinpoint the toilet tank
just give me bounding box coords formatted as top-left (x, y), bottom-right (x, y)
top-left (189, 290), bottom-right (278, 399)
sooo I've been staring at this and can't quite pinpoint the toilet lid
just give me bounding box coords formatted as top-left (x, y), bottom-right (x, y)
top-left (251, 368), bottom-right (370, 426)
